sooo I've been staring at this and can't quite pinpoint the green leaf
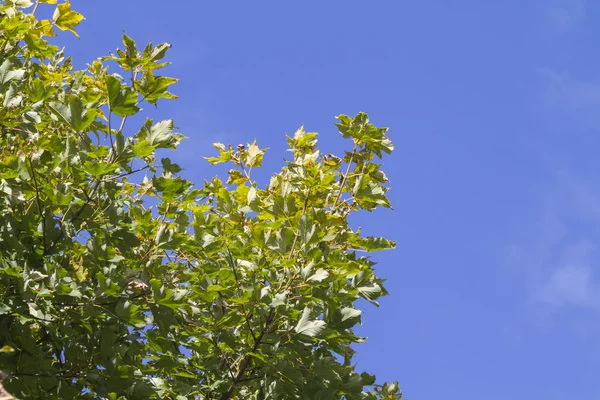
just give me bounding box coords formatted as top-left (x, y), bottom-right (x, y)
top-left (141, 41), bottom-right (172, 68)
top-left (28, 302), bottom-right (48, 321)
top-left (137, 118), bottom-right (181, 150)
top-left (83, 161), bottom-right (118, 177)
top-left (152, 176), bottom-right (188, 195)
top-left (357, 283), bottom-right (383, 305)
top-left (340, 307), bottom-right (362, 322)
top-left (348, 234), bottom-right (396, 252)
top-left (161, 157), bottom-right (182, 173)
top-left (354, 180), bottom-right (391, 210)
top-left (0, 59), bottom-right (25, 86)
top-left (294, 307), bottom-right (326, 337)
top-left (207, 284), bottom-right (227, 292)
top-left (147, 119), bottom-right (175, 146)
top-left (307, 268), bottom-right (329, 282)
top-left (204, 142), bottom-right (233, 165)
top-left (132, 140), bottom-right (156, 158)
top-left (27, 78), bottom-right (48, 102)
top-left (122, 33), bottom-right (137, 58)
top-left (3, 83), bottom-right (22, 108)
top-left (138, 72), bottom-right (178, 105)
top-left (49, 94), bottom-right (97, 131)
top-left (270, 291), bottom-right (287, 307)
top-left (105, 75), bottom-right (140, 117)
top-left (298, 214), bottom-right (317, 245)
top-left (46, 188), bottom-right (74, 206)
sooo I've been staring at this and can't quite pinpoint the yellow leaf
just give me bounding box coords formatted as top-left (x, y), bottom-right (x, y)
top-left (38, 19), bottom-right (56, 36)
top-left (52, 1), bottom-right (84, 38)
top-left (73, 260), bottom-right (88, 282)
top-left (0, 345), bottom-right (15, 353)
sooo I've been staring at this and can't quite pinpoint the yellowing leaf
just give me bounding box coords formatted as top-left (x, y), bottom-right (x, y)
top-left (36, 19), bottom-right (57, 37)
top-left (52, 1), bottom-right (84, 38)
top-left (0, 345), bottom-right (15, 353)
top-left (245, 141), bottom-right (266, 167)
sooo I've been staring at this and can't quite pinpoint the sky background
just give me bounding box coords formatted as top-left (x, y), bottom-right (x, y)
top-left (44, 1), bottom-right (600, 398)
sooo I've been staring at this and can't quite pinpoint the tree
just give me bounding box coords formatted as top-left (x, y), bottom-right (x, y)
top-left (0, 1), bottom-right (401, 399)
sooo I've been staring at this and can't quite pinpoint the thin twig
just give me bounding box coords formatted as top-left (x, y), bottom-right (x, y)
top-left (287, 191), bottom-right (310, 264)
top-left (332, 142), bottom-right (357, 208)
top-left (226, 246), bottom-right (257, 343)
top-left (107, 112), bottom-right (114, 149)
top-left (116, 70), bottom-right (139, 136)
top-left (102, 165), bottom-right (150, 182)
top-left (31, 1), bottom-right (40, 16)
top-left (28, 158), bottom-right (47, 255)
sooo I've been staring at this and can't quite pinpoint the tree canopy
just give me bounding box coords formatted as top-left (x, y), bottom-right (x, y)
top-left (0, 1), bottom-right (401, 399)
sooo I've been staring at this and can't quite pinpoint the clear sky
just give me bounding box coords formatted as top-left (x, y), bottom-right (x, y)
top-left (48, 1), bottom-right (600, 398)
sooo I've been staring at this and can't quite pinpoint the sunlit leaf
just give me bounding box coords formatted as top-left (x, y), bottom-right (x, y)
top-left (294, 307), bottom-right (326, 337)
top-left (52, 1), bottom-right (84, 37)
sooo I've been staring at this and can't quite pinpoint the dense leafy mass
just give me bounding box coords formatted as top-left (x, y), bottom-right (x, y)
top-left (0, 1), bottom-right (401, 399)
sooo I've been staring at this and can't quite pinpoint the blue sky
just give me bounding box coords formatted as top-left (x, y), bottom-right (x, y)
top-left (48, 1), bottom-right (600, 398)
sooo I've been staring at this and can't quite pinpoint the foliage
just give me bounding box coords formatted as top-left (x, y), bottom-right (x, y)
top-left (0, 1), bottom-right (401, 399)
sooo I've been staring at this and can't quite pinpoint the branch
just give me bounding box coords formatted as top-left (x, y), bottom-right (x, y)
top-left (102, 165), bottom-right (150, 182)
top-left (219, 309), bottom-right (275, 400)
top-left (212, 337), bottom-right (236, 383)
top-left (28, 158), bottom-right (47, 255)
top-left (118, 115), bottom-right (128, 134)
top-left (239, 160), bottom-right (251, 181)
top-left (44, 289), bottom-right (150, 309)
top-left (7, 372), bottom-right (80, 379)
top-left (9, 312), bottom-right (53, 324)
top-left (107, 111), bottom-right (114, 149)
